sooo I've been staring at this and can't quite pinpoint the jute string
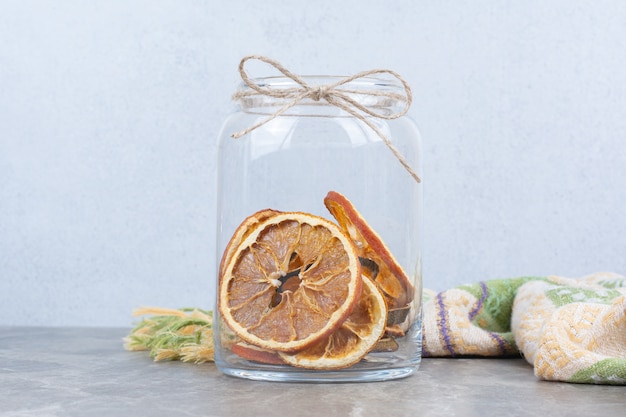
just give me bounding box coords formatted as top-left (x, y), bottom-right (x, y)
top-left (231, 55), bottom-right (421, 183)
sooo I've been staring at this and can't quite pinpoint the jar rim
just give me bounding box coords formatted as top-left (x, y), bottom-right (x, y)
top-left (237, 75), bottom-right (405, 89)
top-left (233, 75), bottom-right (407, 116)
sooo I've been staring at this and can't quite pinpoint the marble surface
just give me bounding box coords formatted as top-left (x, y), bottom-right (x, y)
top-left (0, 327), bottom-right (623, 417)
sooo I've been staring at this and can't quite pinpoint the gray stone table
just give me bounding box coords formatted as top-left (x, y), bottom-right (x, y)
top-left (0, 327), bottom-right (623, 416)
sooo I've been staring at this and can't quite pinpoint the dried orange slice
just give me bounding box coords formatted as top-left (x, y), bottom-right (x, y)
top-left (324, 191), bottom-right (414, 310)
top-left (279, 275), bottom-right (387, 369)
top-left (231, 342), bottom-right (284, 365)
top-left (219, 211), bottom-right (362, 353)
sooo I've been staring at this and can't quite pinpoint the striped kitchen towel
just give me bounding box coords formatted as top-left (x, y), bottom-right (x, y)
top-left (422, 272), bottom-right (626, 384)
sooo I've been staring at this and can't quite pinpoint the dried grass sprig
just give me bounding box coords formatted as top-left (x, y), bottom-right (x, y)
top-left (124, 307), bottom-right (214, 363)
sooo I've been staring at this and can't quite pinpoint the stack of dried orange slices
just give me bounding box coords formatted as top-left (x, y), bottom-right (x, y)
top-left (218, 191), bottom-right (414, 370)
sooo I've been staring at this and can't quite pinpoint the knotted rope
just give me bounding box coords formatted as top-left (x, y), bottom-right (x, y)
top-left (231, 55), bottom-right (421, 183)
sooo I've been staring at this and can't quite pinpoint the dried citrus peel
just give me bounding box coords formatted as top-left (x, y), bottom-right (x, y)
top-left (231, 342), bottom-right (285, 365)
top-left (324, 191), bottom-right (415, 310)
top-left (220, 192), bottom-right (416, 369)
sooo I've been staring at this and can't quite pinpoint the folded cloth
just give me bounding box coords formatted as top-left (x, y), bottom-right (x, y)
top-left (422, 272), bottom-right (626, 384)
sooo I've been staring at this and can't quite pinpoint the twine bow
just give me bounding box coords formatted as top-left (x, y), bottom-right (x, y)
top-left (231, 55), bottom-right (421, 183)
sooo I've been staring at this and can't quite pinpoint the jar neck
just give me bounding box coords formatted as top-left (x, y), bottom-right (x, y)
top-left (233, 76), bottom-right (408, 117)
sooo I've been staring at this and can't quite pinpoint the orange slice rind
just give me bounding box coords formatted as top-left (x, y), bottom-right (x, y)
top-left (231, 342), bottom-right (285, 365)
top-left (218, 208), bottom-right (281, 279)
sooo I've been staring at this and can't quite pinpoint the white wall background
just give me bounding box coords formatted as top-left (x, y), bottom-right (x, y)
top-left (2, 0), bottom-right (625, 327)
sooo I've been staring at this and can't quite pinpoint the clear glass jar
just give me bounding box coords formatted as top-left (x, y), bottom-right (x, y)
top-left (214, 74), bottom-right (423, 382)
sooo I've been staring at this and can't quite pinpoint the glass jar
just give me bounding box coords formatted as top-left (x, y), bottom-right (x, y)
top-left (214, 69), bottom-right (423, 382)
